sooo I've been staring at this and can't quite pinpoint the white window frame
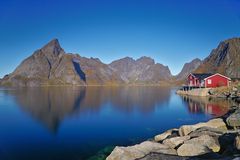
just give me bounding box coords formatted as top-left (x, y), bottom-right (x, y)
top-left (207, 79), bottom-right (212, 84)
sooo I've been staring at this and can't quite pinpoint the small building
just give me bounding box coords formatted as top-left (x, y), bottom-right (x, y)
top-left (187, 73), bottom-right (231, 88)
top-left (187, 73), bottom-right (213, 87)
top-left (204, 73), bottom-right (231, 88)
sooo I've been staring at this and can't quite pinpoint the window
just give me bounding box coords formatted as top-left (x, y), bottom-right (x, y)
top-left (207, 79), bottom-right (212, 84)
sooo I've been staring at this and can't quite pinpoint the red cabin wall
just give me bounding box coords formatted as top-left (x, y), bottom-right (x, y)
top-left (188, 75), bottom-right (200, 87)
top-left (205, 75), bottom-right (229, 88)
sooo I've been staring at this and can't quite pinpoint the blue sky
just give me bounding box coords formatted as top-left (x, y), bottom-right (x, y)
top-left (0, 0), bottom-right (240, 78)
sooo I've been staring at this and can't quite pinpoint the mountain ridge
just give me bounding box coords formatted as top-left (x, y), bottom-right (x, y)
top-left (195, 37), bottom-right (240, 78)
top-left (175, 58), bottom-right (202, 80)
top-left (109, 56), bottom-right (172, 84)
top-left (1, 37), bottom-right (239, 86)
top-left (0, 39), bottom-right (172, 86)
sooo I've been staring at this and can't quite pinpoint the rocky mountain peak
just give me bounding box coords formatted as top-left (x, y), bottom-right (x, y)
top-left (191, 58), bottom-right (201, 63)
top-left (109, 56), bottom-right (171, 83)
top-left (136, 56), bottom-right (155, 65)
top-left (195, 37), bottom-right (240, 78)
top-left (110, 57), bottom-right (135, 64)
top-left (43, 38), bottom-right (60, 48)
top-left (40, 38), bottom-right (65, 57)
top-left (122, 56), bottom-right (135, 61)
top-left (224, 37), bottom-right (240, 44)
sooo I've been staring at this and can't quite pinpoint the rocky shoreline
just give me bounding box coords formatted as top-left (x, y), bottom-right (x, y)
top-left (176, 88), bottom-right (210, 97)
top-left (106, 106), bottom-right (240, 160)
top-left (177, 85), bottom-right (240, 100)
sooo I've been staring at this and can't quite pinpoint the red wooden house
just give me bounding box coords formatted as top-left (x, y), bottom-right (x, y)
top-left (187, 73), bottom-right (231, 88)
top-left (204, 73), bottom-right (231, 88)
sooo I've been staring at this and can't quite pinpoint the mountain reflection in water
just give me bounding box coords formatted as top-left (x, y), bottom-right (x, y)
top-left (0, 87), bottom-right (235, 160)
top-left (3, 87), bottom-right (171, 133)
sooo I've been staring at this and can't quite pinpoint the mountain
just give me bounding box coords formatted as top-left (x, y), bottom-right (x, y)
top-left (175, 58), bottom-right (202, 80)
top-left (0, 39), bottom-right (171, 86)
top-left (109, 56), bottom-right (172, 84)
top-left (0, 39), bottom-right (122, 86)
top-left (195, 37), bottom-right (240, 78)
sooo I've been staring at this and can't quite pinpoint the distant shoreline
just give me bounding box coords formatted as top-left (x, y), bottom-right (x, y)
top-left (0, 83), bottom-right (177, 87)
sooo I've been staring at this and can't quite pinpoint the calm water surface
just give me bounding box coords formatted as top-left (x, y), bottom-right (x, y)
top-left (0, 87), bottom-right (236, 160)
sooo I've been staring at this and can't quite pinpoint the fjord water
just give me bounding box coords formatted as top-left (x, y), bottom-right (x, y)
top-left (0, 87), bottom-right (235, 160)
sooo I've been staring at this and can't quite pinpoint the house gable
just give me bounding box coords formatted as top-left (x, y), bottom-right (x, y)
top-left (204, 73), bottom-right (231, 88)
top-left (203, 73), bottom-right (231, 81)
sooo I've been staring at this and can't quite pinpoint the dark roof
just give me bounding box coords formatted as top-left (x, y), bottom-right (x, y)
top-left (191, 73), bottom-right (213, 80)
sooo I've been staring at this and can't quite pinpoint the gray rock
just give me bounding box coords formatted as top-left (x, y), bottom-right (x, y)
top-left (189, 127), bottom-right (224, 138)
top-left (154, 128), bottom-right (178, 142)
top-left (163, 136), bottom-right (190, 149)
top-left (226, 109), bottom-right (240, 128)
top-left (139, 153), bottom-right (189, 160)
top-left (177, 143), bottom-right (211, 157)
top-left (177, 135), bottom-right (220, 156)
top-left (106, 141), bottom-right (177, 160)
top-left (179, 118), bottom-right (227, 136)
top-left (140, 152), bottom-right (230, 160)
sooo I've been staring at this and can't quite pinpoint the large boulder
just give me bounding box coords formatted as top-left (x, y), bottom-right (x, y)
top-left (154, 128), bottom-right (178, 142)
top-left (177, 143), bottom-right (210, 157)
top-left (179, 118), bottom-right (227, 136)
top-left (106, 141), bottom-right (177, 160)
top-left (177, 135), bottom-right (220, 156)
top-left (189, 127), bottom-right (224, 138)
top-left (139, 153), bottom-right (188, 160)
top-left (226, 109), bottom-right (240, 128)
top-left (163, 136), bottom-right (190, 149)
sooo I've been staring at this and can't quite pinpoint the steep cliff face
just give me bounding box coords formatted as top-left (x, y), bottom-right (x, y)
top-left (109, 56), bottom-right (172, 84)
top-left (77, 56), bottom-right (123, 85)
top-left (176, 58), bottom-right (202, 80)
top-left (195, 38), bottom-right (240, 78)
top-left (1, 39), bottom-right (122, 86)
top-left (1, 39), bottom-right (84, 86)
